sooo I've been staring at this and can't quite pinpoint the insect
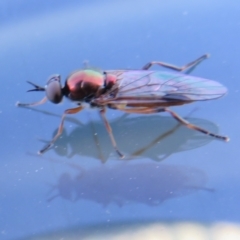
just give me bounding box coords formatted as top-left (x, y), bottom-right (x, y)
top-left (16, 54), bottom-right (229, 158)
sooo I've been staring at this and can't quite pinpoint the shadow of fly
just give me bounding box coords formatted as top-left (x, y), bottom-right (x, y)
top-left (16, 54), bottom-right (229, 158)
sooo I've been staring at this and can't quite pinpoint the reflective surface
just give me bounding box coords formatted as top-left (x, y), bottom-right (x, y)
top-left (0, 0), bottom-right (240, 239)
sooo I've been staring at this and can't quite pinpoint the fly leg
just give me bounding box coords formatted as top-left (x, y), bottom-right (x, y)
top-left (16, 81), bottom-right (47, 107)
top-left (16, 96), bottom-right (47, 107)
top-left (142, 54), bottom-right (209, 72)
top-left (164, 108), bottom-right (229, 141)
top-left (100, 108), bottom-right (124, 158)
top-left (114, 107), bottom-right (229, 142)
top-left (38, 106), bottom-right (83, 154)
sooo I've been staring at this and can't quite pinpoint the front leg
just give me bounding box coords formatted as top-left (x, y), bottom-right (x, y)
top-left (16, 81), bottom-right (47, 107)
top-left (16, 96), bottom-right (48, 107)
top-left (38, 106), bottom-right (83, 154)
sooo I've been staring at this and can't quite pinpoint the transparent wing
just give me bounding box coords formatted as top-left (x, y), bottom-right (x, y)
top-left (94, 70), bottom-right (227, 105)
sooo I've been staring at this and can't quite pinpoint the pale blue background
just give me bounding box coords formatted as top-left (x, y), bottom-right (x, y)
top-left (0, 0), bottom-right (239, 239)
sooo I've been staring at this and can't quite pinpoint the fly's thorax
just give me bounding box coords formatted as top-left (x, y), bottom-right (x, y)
top-left (104, 73), bottom-right (117, 90)
top-left (65, 69), bottom-right (105, 101)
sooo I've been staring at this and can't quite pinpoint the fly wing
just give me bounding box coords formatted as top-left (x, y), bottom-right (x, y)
top-left (108, 70), bottom-right (227, 100)
top-left (93, 70), bottom-right (227, 106)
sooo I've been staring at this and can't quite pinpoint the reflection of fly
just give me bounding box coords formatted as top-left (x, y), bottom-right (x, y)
top-left (17, 54), bottom-right (229, 158)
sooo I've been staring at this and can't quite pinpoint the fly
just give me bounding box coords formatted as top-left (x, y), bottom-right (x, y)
top-left (16, 54), bottom-right (229, 158)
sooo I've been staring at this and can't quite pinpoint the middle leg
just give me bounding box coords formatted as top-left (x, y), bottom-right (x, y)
top-left (99, 108), bottom-right (124, 158)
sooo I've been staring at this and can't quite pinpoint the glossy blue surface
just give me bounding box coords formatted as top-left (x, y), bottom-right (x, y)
top-left (0, 0), bottom-right (240, 239)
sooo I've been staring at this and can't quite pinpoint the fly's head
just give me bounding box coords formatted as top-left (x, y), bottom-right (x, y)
top-left (23, 74), bottom-right (63, 104)
top-left (45, 74), bottom-right (63, 104)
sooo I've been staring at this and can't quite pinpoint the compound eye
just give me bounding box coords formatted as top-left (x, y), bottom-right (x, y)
top-left (45, 75), bottom-right (63, 104)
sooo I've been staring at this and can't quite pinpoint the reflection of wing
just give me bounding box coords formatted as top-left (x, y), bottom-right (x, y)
top-left (99, 70), bottom-right (227, 103)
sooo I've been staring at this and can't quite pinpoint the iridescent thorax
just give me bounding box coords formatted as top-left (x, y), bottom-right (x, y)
top-left (65, 69), bottom-right (104, 101)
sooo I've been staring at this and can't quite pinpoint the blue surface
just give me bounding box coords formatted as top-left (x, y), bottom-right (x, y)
top-left (0, 0), bottom-right (240, 239)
